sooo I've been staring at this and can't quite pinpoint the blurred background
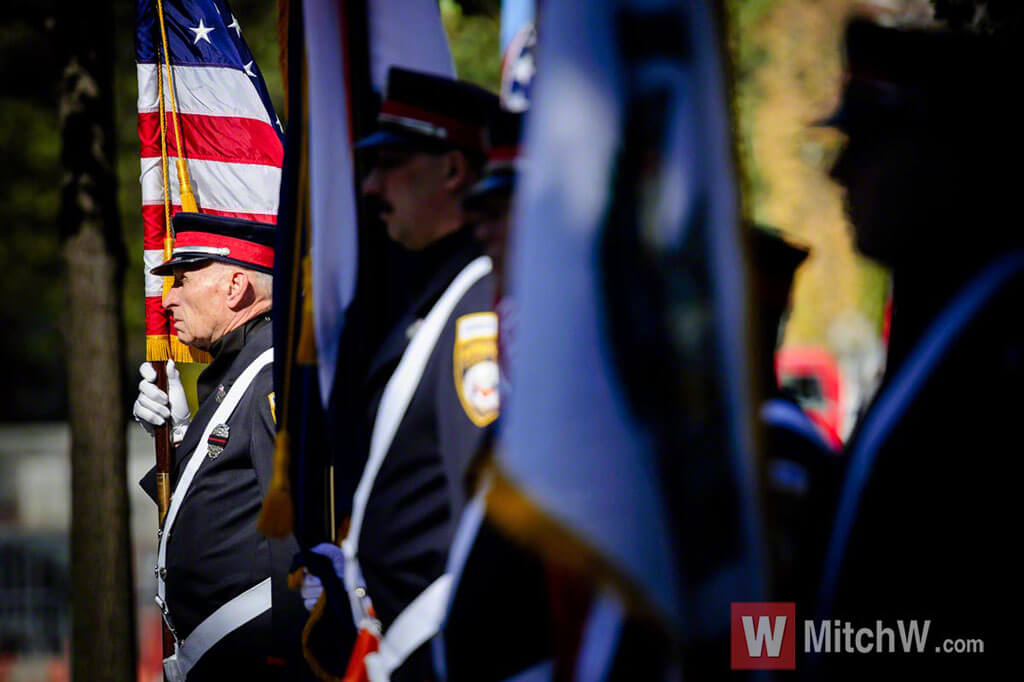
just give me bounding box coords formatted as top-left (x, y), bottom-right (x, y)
top-left (0, 0), bottom-right (955, 678)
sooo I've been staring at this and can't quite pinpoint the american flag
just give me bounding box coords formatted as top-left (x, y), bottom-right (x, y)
top-left (136, 0), bottom-right (283, 362)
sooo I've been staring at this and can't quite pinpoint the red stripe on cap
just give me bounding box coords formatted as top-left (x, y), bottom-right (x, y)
top-left (143, 205), bottom-right (277, 250)
top-left (138, 112), bottom-right (283, 166)
top-left (174, 232), bottom-right (274, 270)
top-left (487, 145), bottom-right (520, 164)
top-left (379, 100), bottom-right (483, 151)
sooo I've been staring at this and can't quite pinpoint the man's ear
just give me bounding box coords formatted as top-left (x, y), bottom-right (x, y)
top-left (225, 270), bottom-right (253, 309)
top-left (442, 150), bottom-right (474, 192)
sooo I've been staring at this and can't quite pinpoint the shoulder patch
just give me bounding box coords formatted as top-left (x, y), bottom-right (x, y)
top-left (453, 312), bottom-right (500, 427)
top-left (267, 392), bottom-right (276, 425)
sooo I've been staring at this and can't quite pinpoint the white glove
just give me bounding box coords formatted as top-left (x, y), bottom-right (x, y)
top-left (301, 542), bottom-right (346, 612)
top-left (133, 360), bottom-right (191, 444)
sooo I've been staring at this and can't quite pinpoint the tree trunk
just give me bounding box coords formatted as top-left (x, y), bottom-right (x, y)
top-left (57, 0), bottom-right (136, 678)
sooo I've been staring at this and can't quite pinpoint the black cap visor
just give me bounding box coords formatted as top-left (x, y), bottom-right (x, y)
top-left (354, 128), bottom-right (425, 151)
top-left (462, 172), bottom-right (515, 211)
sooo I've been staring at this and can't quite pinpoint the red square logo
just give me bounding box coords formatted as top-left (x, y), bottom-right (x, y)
top-left (730, 602), bottom-right (796, 669)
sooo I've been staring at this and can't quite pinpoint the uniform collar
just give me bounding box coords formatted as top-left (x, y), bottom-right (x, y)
top-left (197, 314), bottom-right (272, 405)
top-left (364, 229), bottom-right (482, 388)
top-left (402, 227), bottom-right (479, 311)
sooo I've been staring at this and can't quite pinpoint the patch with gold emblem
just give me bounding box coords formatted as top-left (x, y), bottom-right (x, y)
top-left (267, 392), bottom-right (276, 425)
top-left (453, 312), bottom-right (500, 427)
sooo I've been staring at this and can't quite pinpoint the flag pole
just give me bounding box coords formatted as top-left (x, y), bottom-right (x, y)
top-left (151, 25), bottom-right (176, 679)
top-left (153, 364), bottom-right (175, 682)
top-left (151, 2), bottom-right (201, 672)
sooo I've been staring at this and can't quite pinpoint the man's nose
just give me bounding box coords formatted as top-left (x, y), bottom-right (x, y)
top-left (361, 166), bottom-right (383, 197)
top-left (162, 287), bottom-right (177, 310)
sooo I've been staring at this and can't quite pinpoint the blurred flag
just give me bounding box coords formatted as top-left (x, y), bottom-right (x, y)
top-left (261, 0), bottom-right (453, 541)
top-left (501, 0), bottom-right (536, 54)
top-left (307, 0), bottom-right (453, 402)
top-left (136, 0), bottom-right (283, 363)
top-left (490, 0), bottom-right (763, 659)
top-left (500, 0), bottom-right (537, 112)
top-left (259, 0), bottom-right (455, 674)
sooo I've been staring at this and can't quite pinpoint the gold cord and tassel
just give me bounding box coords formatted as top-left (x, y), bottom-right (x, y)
top-left (156, 0), bottom-right (199, 212)
top-left (259, 431), bottom-right (295, 538)
top-left (301, 593), bottom-right (345, 682)
top-left (152, 0), bottom-right (210, 363)
top-left (258, 108), bottom-right (310, 537)
top-left (295, 254), bottom-right (317, 364)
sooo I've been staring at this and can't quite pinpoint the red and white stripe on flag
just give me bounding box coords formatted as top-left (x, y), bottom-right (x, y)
top-left (136, 0), bottom-right (283, 362)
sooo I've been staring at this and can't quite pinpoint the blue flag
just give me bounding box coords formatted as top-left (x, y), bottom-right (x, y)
top-left (490, 0), bottom-right (763, 644)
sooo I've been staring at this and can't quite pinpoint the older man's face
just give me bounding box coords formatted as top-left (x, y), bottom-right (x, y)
top-left (162, 263), bottom-right (230, 349)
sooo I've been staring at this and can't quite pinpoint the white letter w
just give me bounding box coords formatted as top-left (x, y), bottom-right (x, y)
top-left (742, 615), bottom-right (787, 657)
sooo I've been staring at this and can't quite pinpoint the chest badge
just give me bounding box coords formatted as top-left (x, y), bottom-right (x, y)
top-left (207, 423), bottom-right (230, 458)
top-left (453, 313), bottom-right (500, 428)
top-left (215, 384), bottom-right (227, 403)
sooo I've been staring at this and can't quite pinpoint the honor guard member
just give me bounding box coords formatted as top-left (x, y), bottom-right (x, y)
top-left (306, 68), bottom-right (500, 681)
top-left (748, 227), bottom-right (842, 607)
top-left (436, 109), bottom-right (555, 682)
top-left (133, 214), bottom-right (304, 681)
top-left (815, 20), bottom-right (1023, 677)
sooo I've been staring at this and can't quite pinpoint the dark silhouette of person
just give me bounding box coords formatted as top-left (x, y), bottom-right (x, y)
top-left (815, 18), bottom-right (1023, 677)
top-left (750, 227), bottom-right (842, 609)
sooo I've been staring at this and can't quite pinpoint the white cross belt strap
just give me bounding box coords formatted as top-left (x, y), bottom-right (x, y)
top-left (155, 347), bottom-right (274, 678)
top-left (163, 577), bottom-right (273, 682)
top-left (343, 256), bottom-right (491, 595)
top-left (364, 574), bottom-right (454, 682)
top-left (341, 256), bottom-right (491, 677)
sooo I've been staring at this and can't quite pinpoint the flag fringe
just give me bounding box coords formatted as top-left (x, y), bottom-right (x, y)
top-left (146, 336), bottom-right (173, 362)
top-left (170, 335), bottom-right (212, 364)
top-left (259, 430), bottom-right (294, 537)
top-left (486, 466), bottom-right (668, 632)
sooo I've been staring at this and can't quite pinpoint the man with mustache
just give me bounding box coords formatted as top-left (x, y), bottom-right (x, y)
top-left (303, 67), bottom-right (500, 680)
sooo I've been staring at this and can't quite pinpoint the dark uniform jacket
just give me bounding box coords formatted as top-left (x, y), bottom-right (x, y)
top-left (356, 230), bottom-right (496, 679)
top-left (142, 316), bottom-right (305, 680)
top-left (440, 510), bottom-right (552, 681)
top-left (818, 255), bottom-right (1024, 678)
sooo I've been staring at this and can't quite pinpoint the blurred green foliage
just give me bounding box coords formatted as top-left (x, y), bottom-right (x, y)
top-left (728, 0), bottom-right (778, 214)
top-left (442, 0), bottom-right (501, 91)
top-left (1, 0), bottom-right (64, 419)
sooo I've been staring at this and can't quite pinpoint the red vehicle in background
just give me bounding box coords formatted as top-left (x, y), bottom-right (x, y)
top-left (776, 346), bottom-right (844, 451)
